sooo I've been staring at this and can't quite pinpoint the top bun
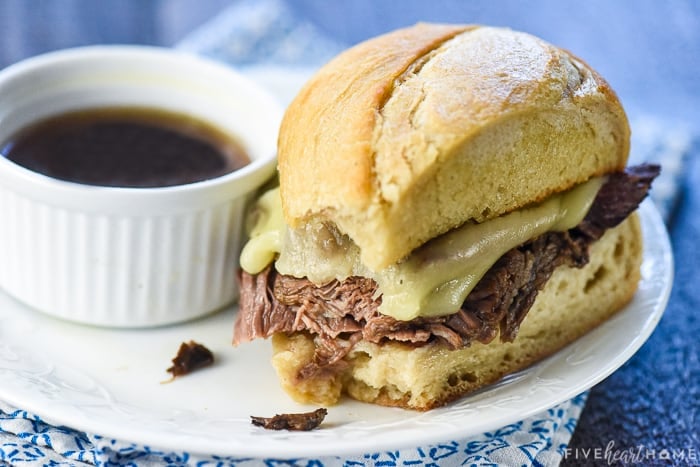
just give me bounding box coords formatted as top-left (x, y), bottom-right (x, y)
top-left (277, 23), bottom-right (630, 271)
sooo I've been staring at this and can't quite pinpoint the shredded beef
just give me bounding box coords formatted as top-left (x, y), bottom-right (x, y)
top-left (251, 408), bottom-right (328, 431)
top-left (234, 164), bottom-right (660, 376)
top-left (166, 341), bottom-right (214, 378)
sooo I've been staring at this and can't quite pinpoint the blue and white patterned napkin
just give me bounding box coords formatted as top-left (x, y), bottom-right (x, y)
top-left (0, 0), bottom-right (692, 465)
top-left (0, 396), bottom-right (587, 466)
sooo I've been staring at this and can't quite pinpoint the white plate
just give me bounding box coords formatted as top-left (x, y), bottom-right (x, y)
top-left (0, 200), bottom-right (673, 458)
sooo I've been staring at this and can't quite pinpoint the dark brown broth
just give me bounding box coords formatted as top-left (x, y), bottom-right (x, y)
top-left (1, 107), bottom-right (250, 188)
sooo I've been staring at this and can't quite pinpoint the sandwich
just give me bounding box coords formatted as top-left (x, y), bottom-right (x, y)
top-left (233, 23), bottom-right (660, 410)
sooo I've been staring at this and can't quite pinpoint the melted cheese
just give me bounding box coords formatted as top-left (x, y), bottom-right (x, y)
top-left (239, 188), bottom-right (286, 274)
top-left (240, 177), bottom-right (603, 321)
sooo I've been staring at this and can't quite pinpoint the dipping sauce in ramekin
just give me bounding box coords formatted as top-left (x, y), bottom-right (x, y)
top-left (0, 46), bottom-right (283, 327)
top-left (2, 106), bottom-right (252, 188)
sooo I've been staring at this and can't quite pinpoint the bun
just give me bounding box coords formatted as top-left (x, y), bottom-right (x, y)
top-left (270, 213), bottom-right (642, 410)
top-left (278, 24), bottom-right (630, 271)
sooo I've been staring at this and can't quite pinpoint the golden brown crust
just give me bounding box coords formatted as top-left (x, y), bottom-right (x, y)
top-left (271, 214), bottom-right (642, 410)
top-left (278, 24), bottom-right (630, 270)
top-left (278, 23), bottom-right (471, 223)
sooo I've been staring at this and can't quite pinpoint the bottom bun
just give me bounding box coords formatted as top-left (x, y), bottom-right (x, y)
top-left (271, 213), bottom-right (642, 410)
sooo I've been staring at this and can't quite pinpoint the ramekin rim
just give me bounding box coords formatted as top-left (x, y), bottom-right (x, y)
top-left (0, 44), bottom-right (282, 207)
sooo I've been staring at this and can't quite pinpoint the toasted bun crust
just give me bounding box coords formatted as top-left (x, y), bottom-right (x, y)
top-left (278, 24), bottom-right (630, 270)
top-left (270, 213), bottom-right (642, 410)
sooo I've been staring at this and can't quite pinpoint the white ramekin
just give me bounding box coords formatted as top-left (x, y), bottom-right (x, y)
top-left (0, 46), bottom-right (282, 327)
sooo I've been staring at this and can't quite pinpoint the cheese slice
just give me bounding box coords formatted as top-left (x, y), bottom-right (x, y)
top-left (240, 177), bottom-right (603, 320)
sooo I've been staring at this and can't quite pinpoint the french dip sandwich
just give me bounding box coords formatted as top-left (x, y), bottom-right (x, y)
top-left (234, 24), bottom-right (659, 410)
